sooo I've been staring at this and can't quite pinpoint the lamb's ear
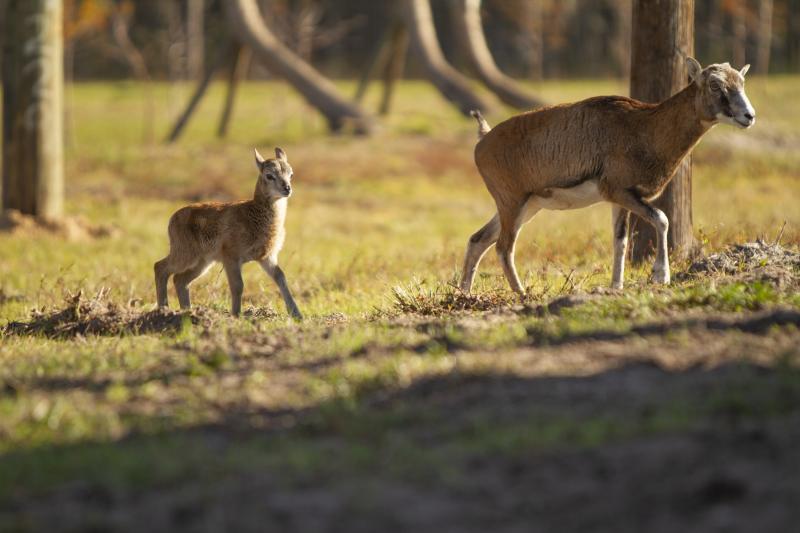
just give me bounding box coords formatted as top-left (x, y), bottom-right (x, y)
top-left (740, 64), bottom-right (751, 77)
top-left (686, 57), bottom-right (703, 84)
top-left (254, 148), bottom-right (266, 168)
top-left (275, 147), bottom-right (287, 162)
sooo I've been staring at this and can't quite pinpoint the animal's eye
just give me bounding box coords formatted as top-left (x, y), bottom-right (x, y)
top-left (265, 173), bottom-right (275, 181)
top-left (710, 81), bottom-right (721, 92)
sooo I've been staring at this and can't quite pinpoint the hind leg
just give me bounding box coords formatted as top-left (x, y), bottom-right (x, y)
top-left (609, 189), bottom-right (670, 284)
top-left (460, 213), bottom-right (500, 292)
top-left (154, 258), bottom-right (172, 308)
top-left (222, 259), bottom-right (244, 317)
top-left (610, 205), bottom-right (630, 290)
top-left (174, 260), bottom-right (212, 309)
top-left (495, 198), bottom-right (538, 296)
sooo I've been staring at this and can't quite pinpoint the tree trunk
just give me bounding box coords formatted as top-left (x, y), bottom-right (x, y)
top-left (353, 17), bottom-right (409, 115)
top-left (629, 0), bottom-right (695, 263)
top-left (110, 8), bottom-right (155, 143)
top-left (224, 0), bottom-right (373, 134)
top-left (166, 42), bottom-right (234, 143)
top-left (380, 21), bottom-right (409, 115)
top-left (612, 0), bottom-right (632, 79)
top-left (731, 0), bottom-right (747, 68)
top-left (164, 0), bottom-right (187, 81)
top-left (354, 21), bottom-right (396, 104)
top-left (706, 0), bottom-right (725, 61)
top-left (526, 0), bottom-right (544, 81)
top-left (790, 0), bottom-right (800, 71)
top-left (452, 0), bottom-right (544, 109)
top-left (756, 0), bottom-right (772, 74)
top-left (187, 0), bottom-right (205, 81)
top-left (2, 0), bottom-right (64, 220)
top-left (218, 44), bottom-right (253, 138)
top-left (402, 0), bottom-right (490, 116)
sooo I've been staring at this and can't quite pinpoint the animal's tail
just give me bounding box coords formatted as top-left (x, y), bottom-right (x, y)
top-left (470, 110), bottom-right (491, 139)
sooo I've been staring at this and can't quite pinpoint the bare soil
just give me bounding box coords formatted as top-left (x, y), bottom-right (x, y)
top-left (4, 325), bottom-right (799, 533)
top-left (2, 243), bottom-right (800, 532)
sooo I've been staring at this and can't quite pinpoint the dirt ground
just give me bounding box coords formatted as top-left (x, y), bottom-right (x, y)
top-left (4, 307), bottom-right (800, 532)
top-left (3, 77), bottom-right (800, 532)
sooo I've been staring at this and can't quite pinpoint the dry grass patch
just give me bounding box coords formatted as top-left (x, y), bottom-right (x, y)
top-left (678, 240), bottom-right (800, 289)
top-left (389, 283), bottom-right (516, 316)
top-left (3, 289), bottom-right (214, 338)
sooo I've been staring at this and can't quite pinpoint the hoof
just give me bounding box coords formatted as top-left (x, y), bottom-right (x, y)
top-left (650, 270), bottom-right (671, 285)
top-left (289, 305), bottom-right (304, 321)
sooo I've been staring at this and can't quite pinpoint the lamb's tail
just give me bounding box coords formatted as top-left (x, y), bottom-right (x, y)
top-left (470, 110), bottom-right (491, 139)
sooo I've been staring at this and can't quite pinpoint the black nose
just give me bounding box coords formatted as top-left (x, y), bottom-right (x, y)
top-left (744, 112), bottom-right (754, 120)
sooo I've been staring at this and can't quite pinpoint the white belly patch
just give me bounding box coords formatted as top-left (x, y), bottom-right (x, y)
top-left (534, 180), bottom-right (603, 211)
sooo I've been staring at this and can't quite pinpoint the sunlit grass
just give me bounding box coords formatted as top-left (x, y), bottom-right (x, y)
top-left (0, 79), bottom-right (798, 505)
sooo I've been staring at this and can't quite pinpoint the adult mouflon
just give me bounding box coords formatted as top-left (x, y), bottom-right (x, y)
top-left (461, 58), bottom-right (756, 295)
top-left (154, 147), bottom-right (303, 319)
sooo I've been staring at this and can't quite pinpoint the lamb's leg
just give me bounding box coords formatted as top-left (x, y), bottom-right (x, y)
top-left (222, 259), bottom-right (244, 317)
top-left (611, 206), bottom-right (631, 289)
top-left (611, 190), bottom-right (670, 284)
top-left (460, 213), bottom-right (500, 292)
top-left (154, 258), bottom-right (172, 308)
top-left (174, 261), bottom-right (211, 309)
top-left (260, 259), bottom-right (303, 320)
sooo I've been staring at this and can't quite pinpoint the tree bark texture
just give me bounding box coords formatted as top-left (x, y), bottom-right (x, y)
top-left (629, 0), bottom-right (695, 263)
top-left (2, 0), bottom-right (64, 220)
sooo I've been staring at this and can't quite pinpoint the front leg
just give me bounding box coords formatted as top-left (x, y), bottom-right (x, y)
top-left (609, 189), bottom-right (670, 285)
top-left (610, 205), bottom-right (630, 289)
top-left (260, 259), bottom-right (303, 320)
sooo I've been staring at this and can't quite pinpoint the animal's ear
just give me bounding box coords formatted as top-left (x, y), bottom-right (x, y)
top-left (740, 64), bottom-right (751, 77)
top-left (254, 148), bottom-right (266, 168)
top-left (275, 147), bottom-right (287, 162)
top-left (686, 57), bottom-right (703, 84)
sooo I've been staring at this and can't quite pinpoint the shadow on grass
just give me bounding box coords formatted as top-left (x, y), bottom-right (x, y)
top-left (2, 359), bottom-right (800, 533)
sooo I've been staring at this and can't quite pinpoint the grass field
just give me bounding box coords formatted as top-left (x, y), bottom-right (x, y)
top-left (1, 78), bottom-right (799, 531)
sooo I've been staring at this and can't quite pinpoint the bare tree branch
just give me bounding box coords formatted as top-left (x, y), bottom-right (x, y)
top-left (402, 0), bottom-right (491, 116)
top-left (224, 0), bottom-right (373, 134)
top-left (452, 0), bottom-right (544, 109)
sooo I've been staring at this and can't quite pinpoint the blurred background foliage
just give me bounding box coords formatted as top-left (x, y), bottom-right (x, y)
top-left (39, 0), bottom-right (800, 82)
